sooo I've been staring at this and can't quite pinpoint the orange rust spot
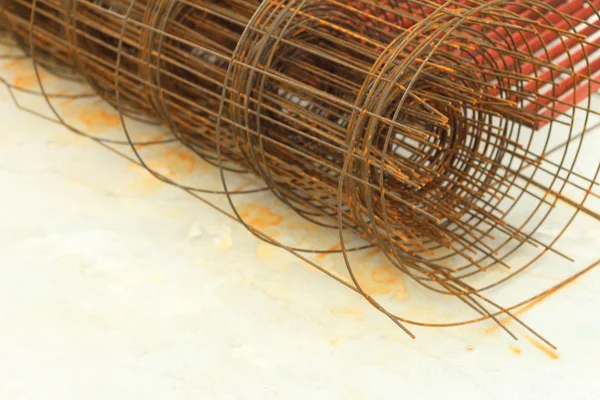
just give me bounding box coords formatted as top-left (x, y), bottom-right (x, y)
top-left (466, 345), bottom-right (475, 352)
top-left (1, 60), bottom-right (23, 71)
top-left (128, 161), bottom-right (172, 176)
top-left (126, 161), bottom-right (173, 194)
top-left (9, 64), bottom-right (55, 89)
top-left (239, 205), bottom-right (283, 230)
top-left (526, 336), bottom-right (559, 360)
top-left (485, 317), bottom-right (515, 335)
top-left (13, 74), bottom-right (39, 89)
top-left (219, 183), bottom-right (252, 200)
top-left (134, 134), bottom-right (169, 149)
top-left (166, 150), bottom-right (196, 174)
top-left (355, 262), bottom-right (408, 301)
top-left (364, 247), bottom-right (382, 258)
top-left (79, 109), bottom-right (121, 130)
top-left (509, 344), bottom-right (522, 355)
top-left (231, 183), bottom-right (251, 194)
top-left (316, 244), bottom-right (342, 260)
top-left (60, 95), bottom-right (79, 107)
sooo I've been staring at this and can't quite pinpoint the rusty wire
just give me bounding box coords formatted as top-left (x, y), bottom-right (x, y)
top-left (1, 0), bottom-right (599, 345)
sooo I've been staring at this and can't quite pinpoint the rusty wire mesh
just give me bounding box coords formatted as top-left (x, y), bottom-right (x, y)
top-left (1, 0), bottom-right (599, 345)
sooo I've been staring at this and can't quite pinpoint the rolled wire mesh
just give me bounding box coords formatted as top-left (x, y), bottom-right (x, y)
top-left (1, 0), bottom-right (599, 343)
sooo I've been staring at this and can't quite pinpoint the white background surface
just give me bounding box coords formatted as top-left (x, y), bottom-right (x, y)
top-left (1, 47), bottom-right (600, 399)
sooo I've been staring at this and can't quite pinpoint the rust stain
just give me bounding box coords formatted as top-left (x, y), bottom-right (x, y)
top-left (6, 61), bottom-right (56, 89)
top-left (60, 94), bottom-right (79, 107)
top-left (350, 246), bottom-right (410, 300)
top-left (166, 150), bottom-right (196, 175)
top-left (509, 344), bottom-right (522, 355)
top-left (466, 345), bottom-right (475, 352)
top-left (486, 318), bottom-right (515, 335)
top-left (526, 336), bottom-right (560, 360)
top-left (364, 247), bottom-right (382, 258)
top-left (130, 161), bottom-right (174, 178)
top-left (232, 183), bottom-right (251, 194)
top-left (355, 262), bottom-right (408, 301)
top-left (1, 59), bottom-right (23, 71)
top-left (219, 183), bottom-right (253, 200)
top-left (79, 109), bottom-right (121, 130)
top-left (316, 244), bottom-right (342, 260)
top-left (127, 161), bottom-right (173, 193)
top-left (239, 205), bottom-right (283, 230)
top-left (134, 134), bottom-right (169, 149)
top-left (12, 74), bottom-right (35, 89)
top-left (13, 73), bottom-right (49, 89)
